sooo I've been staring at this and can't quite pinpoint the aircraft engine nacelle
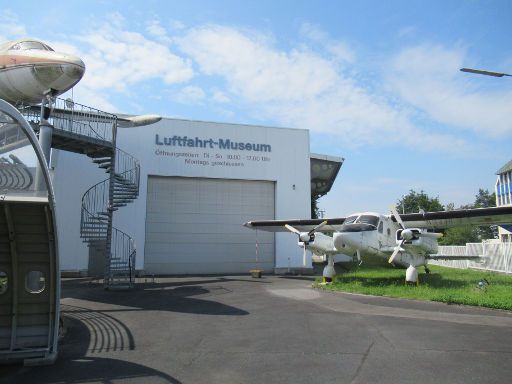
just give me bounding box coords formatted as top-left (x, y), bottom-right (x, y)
top-left (299, 233), bottom-right (314, 243)
top-left (396, 228), bottom-right (420, 242)
top-left (303, 232), bottom-right (335, 255)
top-left (397, 228), bottom-right (439, 254)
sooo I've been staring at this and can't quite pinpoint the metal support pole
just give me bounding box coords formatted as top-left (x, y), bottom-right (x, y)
top-left (38, 124), bottom-right (53, 165)
top-left (104, 120), bottom-right (117, 289)
top-left (35, 98), bottom-right (53, 191)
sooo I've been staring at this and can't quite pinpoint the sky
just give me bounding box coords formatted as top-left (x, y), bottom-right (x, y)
top-left (1, 0), bottom-right (511, 217)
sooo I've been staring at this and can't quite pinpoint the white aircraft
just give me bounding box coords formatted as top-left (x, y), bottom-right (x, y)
top-left (0, 38), bottom-right (160, 127)
top-left (244, 205), bottom-right (512, 283)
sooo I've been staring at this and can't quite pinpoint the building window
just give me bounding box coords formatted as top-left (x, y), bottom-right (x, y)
top-left (25, 271), bottom-right (46, 294)
top-left (0, 271), bottom-right (7, 294)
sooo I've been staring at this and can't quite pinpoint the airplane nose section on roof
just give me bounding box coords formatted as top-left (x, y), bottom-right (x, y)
top-left (62, 56), bottom-right (85, 81)
top-left (51, 53), bottom-right (85, 91)
top-left (32, 53), bottom-right (86, 95)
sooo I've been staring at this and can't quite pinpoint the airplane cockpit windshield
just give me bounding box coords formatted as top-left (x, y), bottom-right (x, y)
top-left (340, 214), bottom-right (380, 232)
top-left (9, 41), bottom-right (54, 51)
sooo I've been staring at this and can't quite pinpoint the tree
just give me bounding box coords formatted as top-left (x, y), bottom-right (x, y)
top-left (395, 188), bottom-right (498, 245)
top-left (440, 188), bottom-right (497, 245)
top-left (396, 190), bottom-right (444, 214)
top-left (311, 198), bottom-right (320, 219)
top-left (473, 189), bottom-right (497, 240)
top-left (438, 226), bottom-right (479, 245)
top-left (474, 188), bottom-right (496, 208)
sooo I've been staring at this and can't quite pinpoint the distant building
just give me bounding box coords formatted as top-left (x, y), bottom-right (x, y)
top-left (495, 160), bottom-right (512, 242)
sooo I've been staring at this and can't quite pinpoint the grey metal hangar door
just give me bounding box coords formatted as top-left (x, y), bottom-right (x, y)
top-left (144, 176), bottom-right (275, 274)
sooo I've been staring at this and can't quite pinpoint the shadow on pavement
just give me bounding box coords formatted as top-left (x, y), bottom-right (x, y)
top-left (61, 277), bottom-right (250, 316)
top-left (0, 307), bottom-right (181, 384)
top-left (1, 356), bottom-right (182, 384)
top-left (278, 275), bottom-right (316, 282)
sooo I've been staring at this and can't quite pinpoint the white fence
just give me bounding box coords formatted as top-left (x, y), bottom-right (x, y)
top-left (430, 242), bottom-right (512, 274)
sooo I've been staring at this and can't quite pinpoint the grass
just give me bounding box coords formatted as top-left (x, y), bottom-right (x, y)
top-left (314, 264), bottom-right (512, 310)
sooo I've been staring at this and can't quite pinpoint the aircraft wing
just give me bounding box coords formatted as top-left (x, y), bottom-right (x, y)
top-left (26, 105), bottom-right (161, 128)
top-left (243, 217), bottom-right (346, 232)
top-left (397, 206), bottom-right (512, 229)
top-left (426, 255), bottom-right (482, 260)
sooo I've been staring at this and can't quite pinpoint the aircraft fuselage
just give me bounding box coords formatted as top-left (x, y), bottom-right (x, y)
top-left (0, 39), bottom-right (85, 105)
top-left (319, 212), bottom-right (438, 268)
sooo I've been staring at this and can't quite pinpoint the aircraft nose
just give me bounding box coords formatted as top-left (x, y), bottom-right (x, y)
top-left (63, 56), bottom-right (85, 80)
top-left (333, 232), bottom-right (363, 252)
top-left (37, 53), bottom-right (85, 93)
top-left (60, 54), bottom-right (86, 83)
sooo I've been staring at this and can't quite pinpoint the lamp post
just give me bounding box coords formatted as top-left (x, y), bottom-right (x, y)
top-left (460, 68), bottom-right (512, 77)
top-left (461, 66), bottom-right (510, 245)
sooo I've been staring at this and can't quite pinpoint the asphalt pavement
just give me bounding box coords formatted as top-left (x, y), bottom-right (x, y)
top-left (1, 274), bottom-right (512, 383)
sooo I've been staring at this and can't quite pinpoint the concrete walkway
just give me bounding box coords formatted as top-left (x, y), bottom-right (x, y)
top-left (1, 275), bottom-right (511, 383)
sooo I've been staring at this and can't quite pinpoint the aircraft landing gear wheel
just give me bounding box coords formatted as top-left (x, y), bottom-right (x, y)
top-left (425, 267), bottom-right (431, 274)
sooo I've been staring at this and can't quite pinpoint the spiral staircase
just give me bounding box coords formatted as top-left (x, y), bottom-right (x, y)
top-left (20, 98), bottom-right (139, 289)
top-left (80, 148), bottom-right (139, 289)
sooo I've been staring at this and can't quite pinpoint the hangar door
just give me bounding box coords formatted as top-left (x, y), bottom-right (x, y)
top-left (144, 176), bottom-right (275, 274)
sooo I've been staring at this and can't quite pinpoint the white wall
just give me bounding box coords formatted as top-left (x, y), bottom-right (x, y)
top-left (53, 118), bottom-right (312, 272)
top-left (50, 149), bottom-right (105, 271)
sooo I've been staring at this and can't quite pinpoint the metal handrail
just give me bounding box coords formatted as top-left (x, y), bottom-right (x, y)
top-left (16, 98), bottom-right (139, 288)
top-left (80, 147), bottom-right (140, 288)
top-left (0, 156), bottom-right (33, 190)
top-left (19, 97), bottom-right (117, 143)
top-left (108, 227), bottom-right (136, 286)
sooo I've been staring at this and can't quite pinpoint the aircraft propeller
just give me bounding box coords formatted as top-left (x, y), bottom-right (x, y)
top-left (388, 206), bottom-right (409, 264)
top-left (389, 206), bottom-right (437, 264)
top-left (284, 221), bottom-right (327, 266)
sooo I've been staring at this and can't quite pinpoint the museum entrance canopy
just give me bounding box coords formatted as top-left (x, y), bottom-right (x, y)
top-left (310, 153), bottom-right (344, 199)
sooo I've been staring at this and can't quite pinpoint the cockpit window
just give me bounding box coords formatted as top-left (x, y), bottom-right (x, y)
top-left (340, 214), bottom-right (380, 233)
top-left (358, 215), bottom-right (379, 228)
top-left (343, 215), bottom-right (359, 225)
top-left (10, 41), bottom-right (53, 51)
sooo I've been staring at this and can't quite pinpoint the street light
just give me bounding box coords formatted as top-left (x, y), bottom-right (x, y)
top-left (460, 67), bottom-right (512, 77)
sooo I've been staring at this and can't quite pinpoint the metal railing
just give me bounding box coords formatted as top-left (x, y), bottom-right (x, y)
top-left (19, 97), bottom-right (116, 143)
top-left (80, 148), bottom-right (140, 289)
top-left (0, 155), bottom-right (33, 190)
top-left (114, 148), bottom-right (140, 187)
top-left (108, 228), bottom-right (136, 286)
top-left (16, 97), bottom-right (140, 289)
top-left (431, 242), bottom-right (512, 274)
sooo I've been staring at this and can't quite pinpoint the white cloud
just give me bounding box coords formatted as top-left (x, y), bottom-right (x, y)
top-left (386, 44), bottom-right (512, 137)
top-left (212, 90), bottom-right (230, 103)
top-left (300, 22), bottom-right (355, 63)
top-left (172, 85), bottom-right (206, 104)
top-left (178, 25), bottom-right (470, 152)
top-left (0, 10), bottom-right (27, 41)
top-left (77, 24), bottom-right (194, 92)
top-left (146, 19), bottom-right (172, 43)
top-left (169, 19), bottom-right (186, 31)
top-left (179, 25), bottom-right (339, 103)
top-left (397, 26), bottom-right (416, 38)
top-left (4, 9), bottom-right (501, 154)
top-left (46, 17), bottom-right (194, 113)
